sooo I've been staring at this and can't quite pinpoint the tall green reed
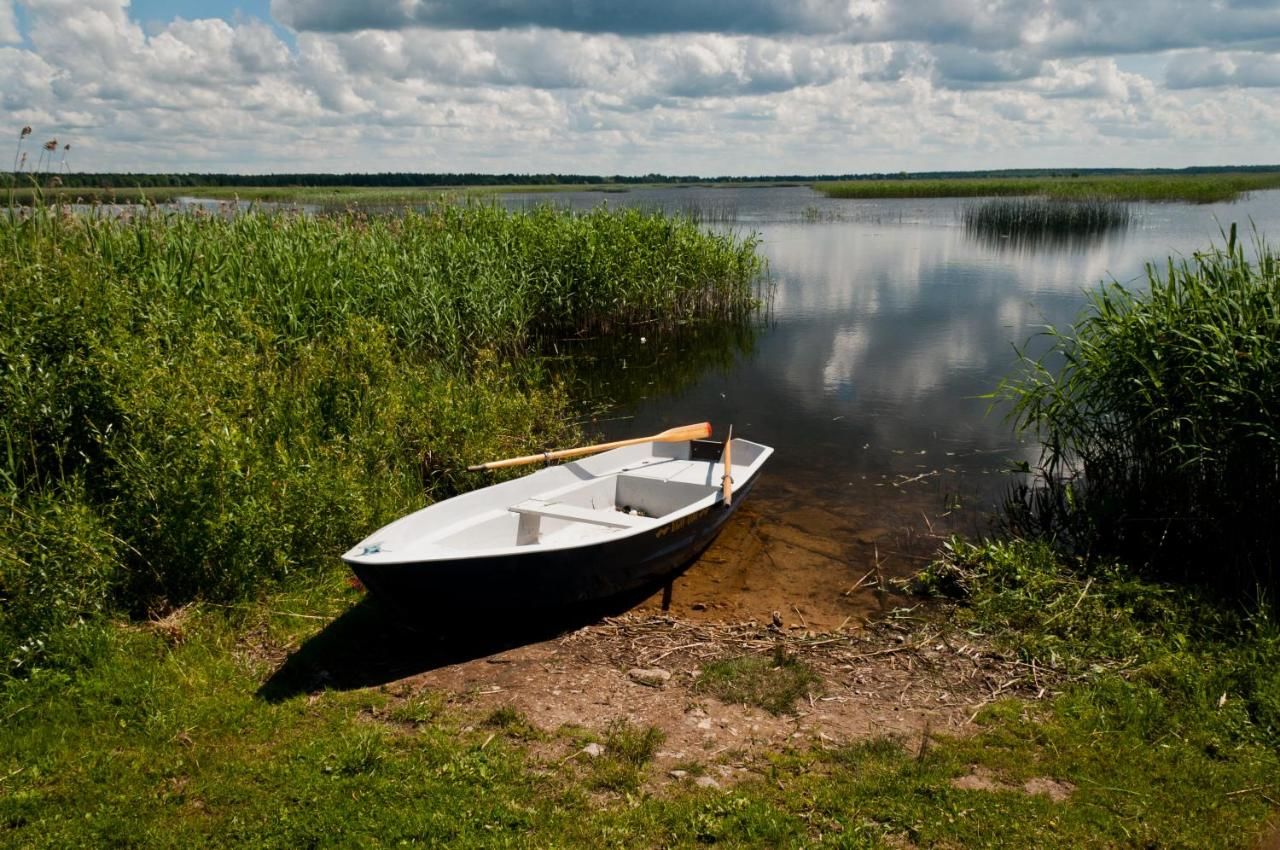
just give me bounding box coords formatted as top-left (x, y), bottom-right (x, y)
top-left (818, 173), bottom-right (1280, 203)
top-left (996, 225), bottom-right (1280, 590)
top-left (963, 197), bottom-right (1132, 250)
top-left (0, 200), bottom-right (764, 671)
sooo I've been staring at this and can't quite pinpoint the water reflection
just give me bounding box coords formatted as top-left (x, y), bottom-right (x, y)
top-left (500, 185), bottom-right (1280, 536)
top-left (509, 186), bottom-right (1276, 624)
top-left (551, 319), bottom-right (763, 411)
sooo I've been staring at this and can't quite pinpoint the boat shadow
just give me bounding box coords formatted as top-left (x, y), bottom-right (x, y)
top-left (256, 583), bottom-right (660, 702)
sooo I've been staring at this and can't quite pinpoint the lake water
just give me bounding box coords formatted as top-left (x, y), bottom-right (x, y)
top-left (503, 186), bottom-right (1280, 628)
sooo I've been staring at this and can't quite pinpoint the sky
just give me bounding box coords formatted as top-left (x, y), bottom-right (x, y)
top-left (3, 0), bottom-right (1280, 175)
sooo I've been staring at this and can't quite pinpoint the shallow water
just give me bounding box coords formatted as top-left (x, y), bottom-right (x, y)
top-left (504, 186), bottom-right (1280, 628)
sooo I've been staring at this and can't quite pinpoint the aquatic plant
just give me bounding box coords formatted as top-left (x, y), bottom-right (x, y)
top-left (996, 225), bottom-right (1280, 589)
top-left (963, 197), bottom-right (1132, 250)
top-left (11, 125), bottom-right (31, 175)
top-left (0, 201), bottom-right (765, 671)
top-left (817, 172), bottom-right (1280, 204)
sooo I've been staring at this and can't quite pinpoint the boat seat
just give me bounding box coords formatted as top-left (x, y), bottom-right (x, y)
top-left (509, 499), bottom-right (656, 529)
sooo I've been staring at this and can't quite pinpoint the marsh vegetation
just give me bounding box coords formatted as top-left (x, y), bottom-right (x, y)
top-left (962, 197), bottom-right (1132, 249)
top-left (0, 201), bottom-right (764, 672)
top-left (997, 225), bottom-right (1280, 589)
top-left (817, 171), bottom-right (1280, 203)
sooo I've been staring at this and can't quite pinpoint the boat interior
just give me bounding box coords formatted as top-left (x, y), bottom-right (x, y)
top-left (389, 438), bottom-right (771, 554)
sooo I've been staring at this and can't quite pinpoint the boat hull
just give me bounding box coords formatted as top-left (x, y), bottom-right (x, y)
top-left (349, 474), bottom-right (761, 619)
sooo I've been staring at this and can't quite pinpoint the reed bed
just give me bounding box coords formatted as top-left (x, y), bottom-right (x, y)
top-left (2, 185), bottom-right (567, 207)
top-left (817, 172), bottom-right (1280, 203)
top-left (997, 225), bottom-right (1280, 589)
top-left (0, 201), bottom-right (764, 671)
top-left (963, 197), bottom-right (1132, 249)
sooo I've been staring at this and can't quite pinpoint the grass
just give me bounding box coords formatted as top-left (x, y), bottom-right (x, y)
top-left (4, 185), bottom-right (560, 207)
top-left (816, 171), bottom-right (1280, 203)
top-left (483, 706), bottom-right (545, 741)
top-left (2, 543), bottom-right (1277, 847)
top-left (995, 225), bottom-right (1280, 586)
top-left (962, 197), bottom-right (1132, 249)
top-left (583, 721), bottom-right (667, 793)
top-left (695, 645), bottom-right (822, 715)
top-left (0, 200), bottom-right (764, 673)
top-left (4, 181), bottom-right (799, 208)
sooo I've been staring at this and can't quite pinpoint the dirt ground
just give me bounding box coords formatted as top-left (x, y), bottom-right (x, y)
top-left (399, 609), bottom-right (1046, 788)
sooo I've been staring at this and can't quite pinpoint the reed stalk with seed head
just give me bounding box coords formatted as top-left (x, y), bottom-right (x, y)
top-left (37, 138), bottom-right (57, 175)
top-left (12, 125), bottom-right (31, 176)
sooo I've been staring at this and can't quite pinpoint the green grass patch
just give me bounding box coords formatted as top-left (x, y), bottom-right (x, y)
top-left (5, 184), bottom-right (555, 207)
top-left (1, 552), bottom-right (1278, 847)
top-left (580, 721), bottom-right (666, 794)
top-left (483, 706), bottom-right (545, 741)
top-left (816, 171), bottom-right (1280, 203)
top-left (695, 646), bottom-right (822, 715)
top-left (4, 181), bottom-right (797, 208)
top-left (602, 719), bottom-right (664, 766)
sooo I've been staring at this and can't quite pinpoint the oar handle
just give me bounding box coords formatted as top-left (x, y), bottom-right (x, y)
top-left (721, 425), bottom-right (733, 506)
top-left (467, 422), bottom-right (712, 471)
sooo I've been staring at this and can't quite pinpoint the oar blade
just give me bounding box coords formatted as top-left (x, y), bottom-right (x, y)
top-left (655, 421), bottom-right (712, 443)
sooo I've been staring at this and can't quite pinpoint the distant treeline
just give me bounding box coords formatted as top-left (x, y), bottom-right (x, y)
top-left (7, 164), bottom-right (1280, 189)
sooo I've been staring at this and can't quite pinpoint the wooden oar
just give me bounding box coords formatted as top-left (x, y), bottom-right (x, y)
top-left (721, 425), bottom-right (733, 506)
top-left (467, 422), bottom-right (712, 471)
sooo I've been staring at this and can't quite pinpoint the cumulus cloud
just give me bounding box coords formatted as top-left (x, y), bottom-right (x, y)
top-left (271, 0), bottom-right (848, 36)
top-left (0, 0), bottom-right (20, 44)
top-left (7, 0), bottom-right (1280, 173)
top-left (270, 0), bottom-right (1280, 62)
top-left (1166, 50), bottom-right (1280, 88)
top-left (930, 46), bottom-right (1043, 88)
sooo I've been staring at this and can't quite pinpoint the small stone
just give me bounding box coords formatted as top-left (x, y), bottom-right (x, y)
top-left (691, 602), bottom-right (707, 611)
top-left (695, 776), bottom-right (721, 789)
top-left (669, 769), bottom-right (689, 780)
top-left (582, 742), bottom-right (605, 758)
top-left (628, 667), bottom-right (672, 687)
top-left (696, 718), bottom-right (714, 730)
